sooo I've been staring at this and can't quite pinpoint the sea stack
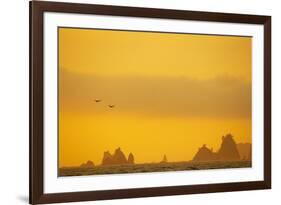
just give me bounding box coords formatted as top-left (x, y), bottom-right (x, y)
top-left (128, 153), bottom-right (135, 164)
top-left (193, 144), bottom-right (217, 162)
top-left (101, 148), bottom-right (135, 165)
top-left (113, 147), bottom-right (128, 164)
top-left (102, 151), bottom-right (113, 165)
top-left (160, 154), bottom-right (168, 163)
top-left (248, 146), bottom-right (252, 161)
top-left (192, 134), bottom-right (243, 162)
top-left (80, 160), bottom-right (95, 168)
top-left (217, 134), bottom-right (240, 161)
top-left (236, 143), bottom-right (252, 160)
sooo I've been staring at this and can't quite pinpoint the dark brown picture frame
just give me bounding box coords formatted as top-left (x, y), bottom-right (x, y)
top-left (30, 1), bottom-right (271, 204)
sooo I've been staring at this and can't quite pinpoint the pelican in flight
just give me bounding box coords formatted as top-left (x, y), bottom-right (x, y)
top-left (108, 105), bottom-right (115, 108)
top-left (95, 99), bottom-right (102, 103)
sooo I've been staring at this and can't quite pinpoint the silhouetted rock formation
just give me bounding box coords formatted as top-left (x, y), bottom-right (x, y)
top-left (102, 151), bottom-right (114, 165)
top-left (193, 134), bottom-right (242, 162)
top-left (114, 147), bottom-right (128, 164)
top-left (237, 143), bottom-right (252, 160)
top-left (101, 148), bottom-right (135, 165)
top-left (217, 134), bottom-right (240, 161)
top-left (193, 144), bottom-right (217, 161)
top-left (160, 154), bottom-right (168, 163)
top-left (248, 146), bottom-right (252, 161)
top-left (128, 153), bottom-right (135, 164)
top-left (80, 160), bottom-right (94, 168)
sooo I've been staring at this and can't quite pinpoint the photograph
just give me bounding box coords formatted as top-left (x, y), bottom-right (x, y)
top-left (58, 27), bottom-right (252, 177)
top-left (29, 1), bottom-right (271, 203)
top-left (0, 0), bottom-right (276, 204)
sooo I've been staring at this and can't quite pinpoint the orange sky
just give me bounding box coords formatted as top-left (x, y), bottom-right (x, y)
top-left (59, 27), bottom-right (252, 167)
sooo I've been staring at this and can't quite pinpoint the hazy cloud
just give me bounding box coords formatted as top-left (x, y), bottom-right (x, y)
top-left (59, 69), bottom-right (251, 119)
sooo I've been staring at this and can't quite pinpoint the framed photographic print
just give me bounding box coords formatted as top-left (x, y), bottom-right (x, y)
top-left (29, 1), bottom-right (271, 204)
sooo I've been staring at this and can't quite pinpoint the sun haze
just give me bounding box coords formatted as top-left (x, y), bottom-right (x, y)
top-left (59, 27), bottom-right (252, 167)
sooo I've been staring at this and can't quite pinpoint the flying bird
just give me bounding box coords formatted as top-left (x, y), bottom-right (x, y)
top-left (108, 105), bottom-right (115, 108)
top-left (95, 99), bottom-right (102, 103)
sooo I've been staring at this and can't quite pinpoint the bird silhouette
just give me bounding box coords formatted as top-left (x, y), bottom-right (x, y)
top-left (108, 105), bottom-right (115, 108)
top-left (95, 99), bottom-right (101, 103)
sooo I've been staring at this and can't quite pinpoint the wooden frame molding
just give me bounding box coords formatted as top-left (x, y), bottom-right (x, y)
top-left (30, 1), bottom-right (271, 204)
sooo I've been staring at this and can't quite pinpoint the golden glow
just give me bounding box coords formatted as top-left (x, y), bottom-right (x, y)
top-left (59, 28), bottom-right (252, 167)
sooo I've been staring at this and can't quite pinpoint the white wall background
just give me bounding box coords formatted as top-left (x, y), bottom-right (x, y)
top-left (0, 0), bottom-right (279, 204)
